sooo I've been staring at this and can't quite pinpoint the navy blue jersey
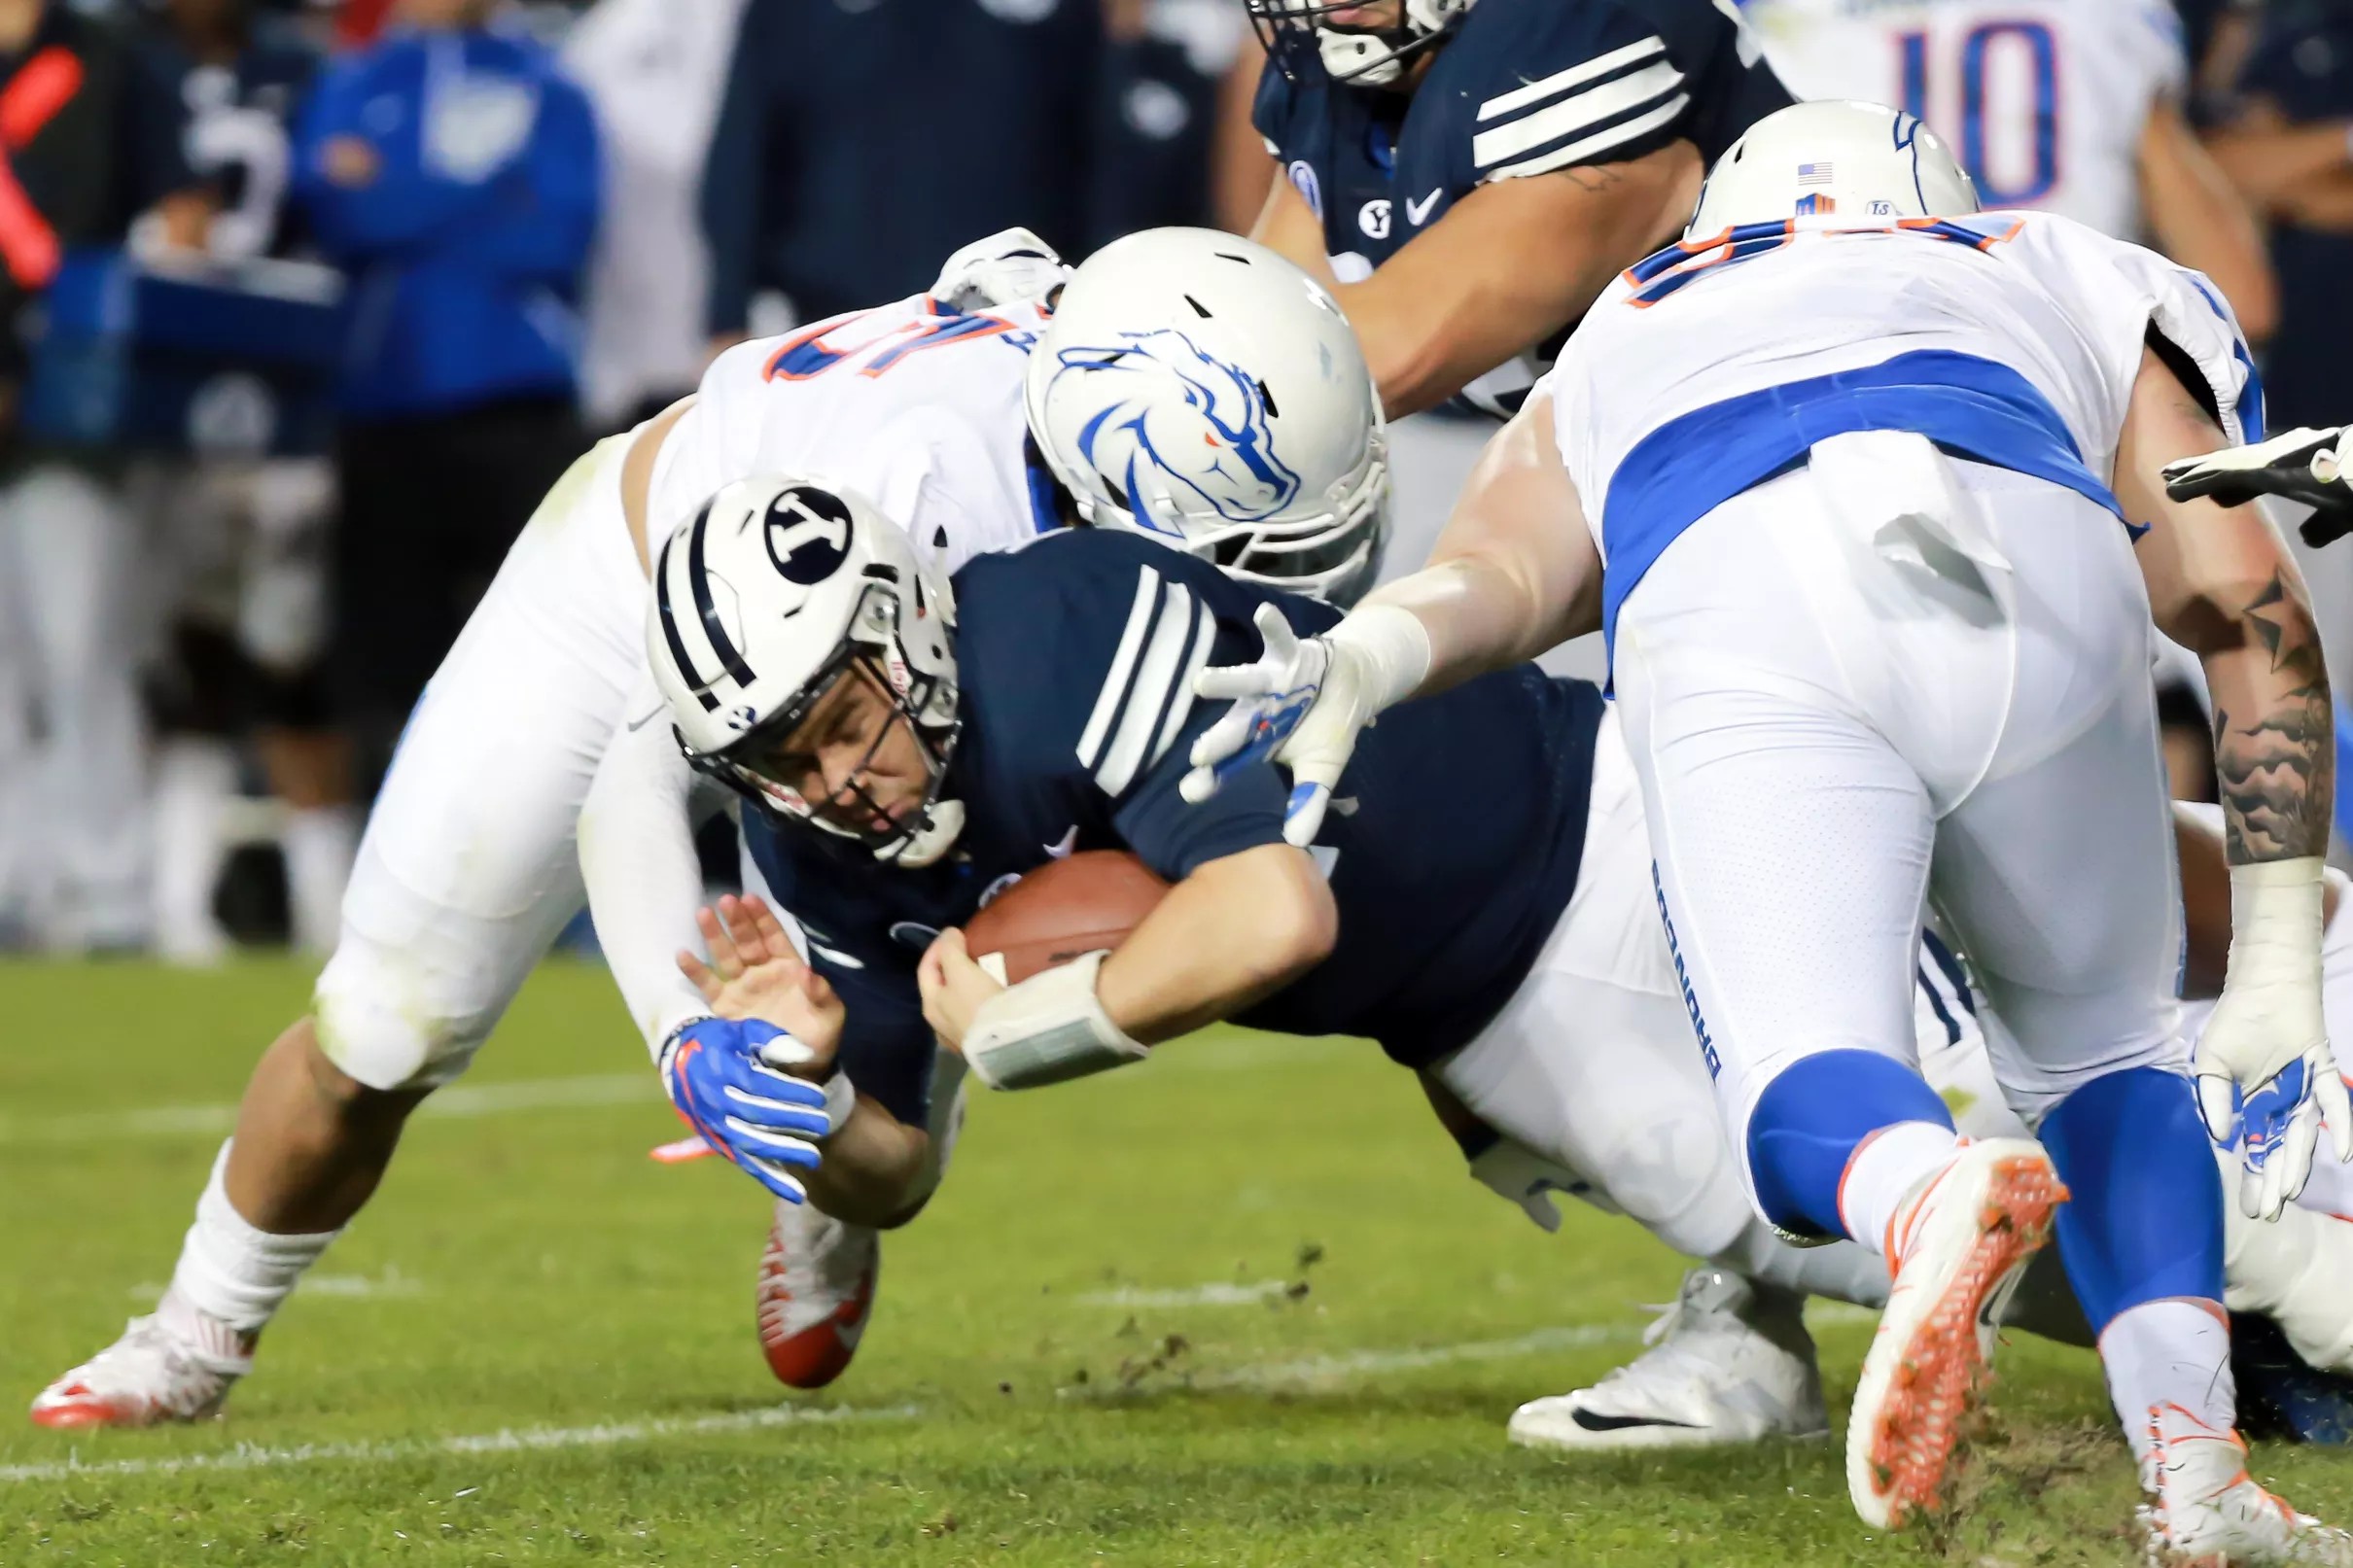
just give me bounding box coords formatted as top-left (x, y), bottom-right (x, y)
top-left (746, 530), bottom-right (1603, 1123)
top-left (1253, 0), bottom-right (1790, 415)
top-left (140, 23), bottom-right (317, 261)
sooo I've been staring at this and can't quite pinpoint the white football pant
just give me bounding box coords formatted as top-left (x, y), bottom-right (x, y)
top-left (312, 435), bottom-right (645, 1090)
top-left (1611, 435), bottom-right (2186, 1207)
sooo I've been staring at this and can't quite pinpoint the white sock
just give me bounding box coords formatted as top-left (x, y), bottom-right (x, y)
top-left (164, 1141), bottom-right (340, 1337)
top-left (1838, 1120), bottom-right (1963, 1257)
top-left (2101, 1298), bottom-right (2234, 1485)
top-left (280, 805), bottom-right (357, 955)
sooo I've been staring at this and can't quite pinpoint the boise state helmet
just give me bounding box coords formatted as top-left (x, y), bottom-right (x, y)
top-left (1687, 100), bottom-right (1980, 237)
top-left (1026, 227), bottom-right (1389, 606)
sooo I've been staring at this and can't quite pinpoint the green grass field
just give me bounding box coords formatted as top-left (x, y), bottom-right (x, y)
top-left (4, 958), bottom-right (2347, 1566)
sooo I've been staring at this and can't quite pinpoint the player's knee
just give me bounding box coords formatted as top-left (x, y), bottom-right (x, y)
top-left (311, 939), bottom-right (484, 1093)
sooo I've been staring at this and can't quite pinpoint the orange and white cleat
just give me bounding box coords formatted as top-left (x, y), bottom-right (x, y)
top-left (756, 1200), bottom-right (879, 1389)
top-left (29, 1309), bottom-right (255, 1429)
top-left (1846, 1136), bottom-right (2067, 1530)
top-left (2139, 1404), bottom-right (2353, 1566)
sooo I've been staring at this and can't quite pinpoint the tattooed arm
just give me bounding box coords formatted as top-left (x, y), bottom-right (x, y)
top-left (2119, 346), bottom-right (2333, 863)
top-left (2121, 341), bottom-right (2350, 1219)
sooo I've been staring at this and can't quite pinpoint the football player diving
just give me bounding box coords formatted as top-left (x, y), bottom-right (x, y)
top-left (620, 245), bottom-right (2353, 1540)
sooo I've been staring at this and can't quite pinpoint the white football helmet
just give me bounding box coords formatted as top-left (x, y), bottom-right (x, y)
top-left (1687, 100), bottom-right (1980, 238)
top-left (649, 475), bottom-right (966, 867)
top-left (1026, 226), bottom-right (1389, 605)
top-left (1248, 0), bottom-right (1475, 86)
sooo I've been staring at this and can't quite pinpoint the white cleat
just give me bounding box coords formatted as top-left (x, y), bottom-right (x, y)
top-left (2139, 1404), bottom-right (2353, 1566)
top-left (1508, 1268), bottom-right (1829, 1450)
top-left (1847, 1136), bottom-right (2067, 1530)
top-left (756, 1200), bottom-right (879, 1390)
top-left (29, 1308), bottom-right (254, 1429)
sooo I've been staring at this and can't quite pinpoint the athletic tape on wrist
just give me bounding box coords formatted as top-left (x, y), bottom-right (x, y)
top-left (2229, 856), bottom-right (2325, 993)
top-left (1333, 602), bottom-right (1435, 716)
top-left (963, 950), bottom-right (1149, 1091)
top-left (818, 1067), bottom-right (858, 1132)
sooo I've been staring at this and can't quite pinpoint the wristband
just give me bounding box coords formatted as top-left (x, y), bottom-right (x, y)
top-left (1330, 602), bottom-right (1435, 718)
top-left (963, 950), bottom-right (1149, 1090)
top-left (815, 1063), bottom-right (859, 1130)
top-left (2228, 857), bottom-right (2326, 993)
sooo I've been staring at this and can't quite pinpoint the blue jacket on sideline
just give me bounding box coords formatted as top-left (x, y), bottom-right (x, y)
top-left (295, 26), bottom-right (599, 421)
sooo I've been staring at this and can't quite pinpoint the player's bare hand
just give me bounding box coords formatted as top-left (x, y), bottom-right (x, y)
top-left (917, 926), bottom-right (1002, 1055)
top-left (678, 893), bottom-right (844, 1066)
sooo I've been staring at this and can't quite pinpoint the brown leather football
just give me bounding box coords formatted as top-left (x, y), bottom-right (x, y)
top-left (963, 851), bottom-right (1170, 985)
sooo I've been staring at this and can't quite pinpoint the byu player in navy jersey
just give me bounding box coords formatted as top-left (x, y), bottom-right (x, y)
top-left (691, 514), bottom-right (1603, 1109)
top-left (1247, 0), bottom-right (1791, 419)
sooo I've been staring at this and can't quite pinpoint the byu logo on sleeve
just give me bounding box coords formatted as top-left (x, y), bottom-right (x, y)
top-left (763, 487), bottom-right (855, 584)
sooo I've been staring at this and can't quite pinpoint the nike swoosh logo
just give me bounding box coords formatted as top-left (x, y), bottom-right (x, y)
top-left (625, 706), bottom-right (667, 732)
top-left (1405, 190), bottom-right (1442, 226)
top-left (1570, 1410), bottom-right (1703, 1433)
top-left (1042, 825), bottom-right (1078, 859)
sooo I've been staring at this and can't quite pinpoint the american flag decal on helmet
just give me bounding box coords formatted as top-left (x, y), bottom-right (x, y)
top-left (1797, 161), bottom-right (1834, 186)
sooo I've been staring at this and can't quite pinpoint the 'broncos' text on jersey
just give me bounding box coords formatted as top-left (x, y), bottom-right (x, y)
top-left (744, 530), bottom-right (1605, 1124)
top-left (1253, 0), bottom-right (1792, 416)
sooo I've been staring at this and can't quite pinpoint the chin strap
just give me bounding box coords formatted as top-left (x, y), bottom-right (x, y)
top-left (889, 799), bottom-right (965, 868)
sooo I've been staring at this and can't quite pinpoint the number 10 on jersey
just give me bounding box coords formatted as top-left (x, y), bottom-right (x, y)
top-left (1895, 20), bottom-right (2059, 207)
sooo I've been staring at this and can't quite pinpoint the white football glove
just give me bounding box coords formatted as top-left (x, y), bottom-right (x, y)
top-left (929, 226), bottom-right (1067, 314)
top-left (1180, 603), bottom-right (1429, 847)
top-left (2195, 858), bottom-right (2353, 1221)
top-left (2163, 427), bottom-right (2352, 546)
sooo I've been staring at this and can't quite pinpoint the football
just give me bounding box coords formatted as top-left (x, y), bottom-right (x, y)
top-left (963, 850), bottom-right (1170, 985)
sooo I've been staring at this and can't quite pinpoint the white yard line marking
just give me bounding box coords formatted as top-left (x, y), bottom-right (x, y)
top-left (1062, 1322), bottom-right (1641, 1401)
top-left (127, 1268), bottom-right (424, 1305)
top-left (0, 1074), bottom-right (654, 1147)
top-left (0, 1402), bottom-right (918, 1484)
top-left (1077, 1281), bottom-right (1292, 1308)
top-left (1200, 1323), bottom-right (1635, 1389)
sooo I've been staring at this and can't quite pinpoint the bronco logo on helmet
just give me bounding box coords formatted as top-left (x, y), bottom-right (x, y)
top-left (1049, 328), bottom-right (1303, 530)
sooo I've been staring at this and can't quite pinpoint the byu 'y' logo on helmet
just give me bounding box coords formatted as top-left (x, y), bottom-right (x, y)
top-left (1050, 329), bottom-right (1302, 528)
top-left (763, 486), bottom-right (854, 585)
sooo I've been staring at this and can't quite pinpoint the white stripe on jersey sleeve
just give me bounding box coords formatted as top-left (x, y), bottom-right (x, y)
top-left (1473, 59), bottom-right (1687, 174)
top-left (1481, 90), bottom-right (1690, 182)
top-left (1147, 601), bottom-right (1217, 774)
top-left (1094, 581), bottom-right (1197, 796)
top-left (1476, 37), bottom-right (1665, 122)
top-left (1076, 566), bottom-right (1163, 771)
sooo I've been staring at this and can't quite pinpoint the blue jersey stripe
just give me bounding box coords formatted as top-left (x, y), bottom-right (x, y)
top-left (1599, 348), bottom-right (2125, 656)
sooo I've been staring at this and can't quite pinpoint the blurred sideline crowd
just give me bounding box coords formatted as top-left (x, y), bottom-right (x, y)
top-left (0, 0), bottom-right (2346, 961)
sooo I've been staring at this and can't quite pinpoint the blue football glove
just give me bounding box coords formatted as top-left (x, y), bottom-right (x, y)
top-left (658, 1017), bottom-right (835, 1203)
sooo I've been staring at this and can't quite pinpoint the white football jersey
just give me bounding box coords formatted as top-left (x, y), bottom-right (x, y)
top-left (650, 292), bottom-right (1055, 580)
top-left (1546, 212), bottom-right (2258, 640)
top-left (1743, 0), bottom-right (2188, 238)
